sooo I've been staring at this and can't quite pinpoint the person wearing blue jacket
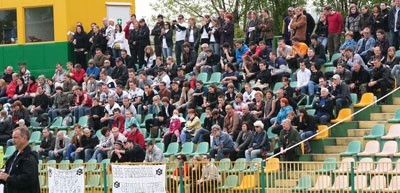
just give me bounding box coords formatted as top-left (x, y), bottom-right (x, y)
top-left (210, 124), bottom-right (234, 161)
top-left (245, 121), bottom-right (270, 162)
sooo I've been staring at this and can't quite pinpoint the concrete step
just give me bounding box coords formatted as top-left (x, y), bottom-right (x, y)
top-left (347, 129), bottom-right (371, 137)
top-left (393, 98), bottom-right (400, 105)
top-left (274, 179), bottom-right (298, 188)
top-left (370, 113), bottom-right (395, 121)
top-left (324, 145), bottom-right (348, 154)
top-left (311, 154), bottom-right (341, 162)
top-left (381, 105), bottom-right (400, 113)
top-left (333, 137), bottom-right (364, 146)
top-left (358, 121), bottom-right (387, 129)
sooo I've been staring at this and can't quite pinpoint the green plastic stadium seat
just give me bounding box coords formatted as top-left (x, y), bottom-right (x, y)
top-left (364, 124), bottom-right (385, 140)
top-left (291, 175), bottom-right (313, 191)
top-left (205, 72), bottom-right (221, 85)
top-left (96, 130), bottom-right (103, 140)
top-left (72, 159), bottom-right (84, 169)
top-left (246, 158), bottom-right (262, 172)
top-left (85, 159), bottom-right (98, 173)
top-left (164, 142), bottom-right (179, 157)
top-left (273, 82), bottom-right (283, 94)
top-left (217, 158), bottom-right (231, 172)
top-left (190, 142), bottom-right (209, 156)
top-left (217, 175), bottom-right (238, 190)
top-left (324, 53), bottom-right (341, 67)
top-left (77, 116), bottom-right (88, 128)
top-left (197, 72), bottom-right (208, 83)
top-left (4, 146), bottom-right (16, 160)
top-left (155, 142), bottom-right (165, 152)
top-left (388, 109), bottom-right (400, 123)
top-left (351, 93), bottom-right (358, 106)
top-left (135, 114), bottom-right (142, 124)
top-left (49, 116), bottom-right (63, 130)
top-left (29, 131), bottom-right (42, 144)
top-left (228, 158), bottom-right (247, 173)
top-left (178, 142), bottom-right (194, 155)
top-left (340, 141), bottom-right (362, 157)
top-left (59, 160), bottom-right (70, 170)
top-left (315, 158), bottom-right (337, 174)
top-left (307, 109), bottom-right (316, 116)
top-left (325, 66), bottom-right (336, 72)
top-left (140, 114), bottom-right (153, 128)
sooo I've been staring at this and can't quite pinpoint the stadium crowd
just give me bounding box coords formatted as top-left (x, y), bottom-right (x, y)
top-left (0, 1), bottom-right (399, 167)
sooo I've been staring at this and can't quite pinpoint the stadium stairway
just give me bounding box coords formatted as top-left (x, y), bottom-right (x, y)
top-left (265, 91), bottom-right (400, 192)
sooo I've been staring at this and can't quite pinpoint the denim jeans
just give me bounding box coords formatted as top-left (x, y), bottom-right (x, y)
top-left (392, 65), bottom-right (400, 84)
top-left (317, 36), bottom-right (328, 50)
top-left (300, 131), bottom-right (316, 152)
top-left (175, 40), bottom-right (184, 65)
top-left (48, 150), bottom-right (66, 160)
top-left (92, 148), bottom-right (108, 162)
top-left (73, 107), bottom-right (90, 123)
top-left (209, 43), bottom-right (220, 56)
top-left (83, 149), bottom-right (94, 162)
top-left (389, 31), bottom-right (400, 49)
top-left (65, 143), bottom-right (77, 161)
top-left (307, 81), bottom-right (318, 96)
top-left (245, 148), bottom-right (263, 162)
top-left (192, 128), bottom-right (210, 144)
top-left (210, 147), bottom-right (233, 161)
top-left (162, 47), bottom-right (173, 59)
top-left (180, 130), bottom-right (192, 144)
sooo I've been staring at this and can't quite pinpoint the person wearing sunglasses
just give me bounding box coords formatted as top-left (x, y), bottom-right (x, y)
top-left (167, 154), bottom-right (189, 192)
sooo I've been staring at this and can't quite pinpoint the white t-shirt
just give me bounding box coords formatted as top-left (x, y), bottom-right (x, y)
top-left (189, 29), bottom-right (195, 43)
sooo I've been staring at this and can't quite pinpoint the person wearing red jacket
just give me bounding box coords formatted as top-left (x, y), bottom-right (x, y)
top-left (123, 14), bottom-right (137, 40)
top-left (324, 5), bottom-right (343, 58)
top-left (126, 123), bottom-right (145, 149)
top-left (244, 42), bottom-right (263, 57)
top-left (70, 63), bottom-right (85, 84)
top-left (0, 73), bottom-right (18, 104)
top-left (111, 108), bottom-right (125, 134)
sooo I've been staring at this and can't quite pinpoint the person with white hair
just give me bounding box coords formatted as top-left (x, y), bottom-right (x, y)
top-left (313, 87), bottom-right (334, 124)
top-left (244, 121), bottom-right (270, 162)
top-left (274, 119), bottom-right (302, 161)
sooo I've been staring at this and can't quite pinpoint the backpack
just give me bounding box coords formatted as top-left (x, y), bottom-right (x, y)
top-left (62, 115), bottom-right (73, 127)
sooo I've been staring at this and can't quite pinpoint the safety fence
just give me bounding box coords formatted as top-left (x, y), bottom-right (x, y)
top-left (38, 159), bottom-right (400, 193)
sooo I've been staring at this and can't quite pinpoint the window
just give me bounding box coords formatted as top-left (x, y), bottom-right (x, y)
top-left (0, 9), bottom-right (17, 44)
top-left (25, 7), bottom-right (54, 42)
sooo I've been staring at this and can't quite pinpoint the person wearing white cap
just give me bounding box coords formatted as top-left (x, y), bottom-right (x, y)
top-left (163, 115), bottom-right (181, 150)
top-left (245, 121), bottom-right (270, 163)
top-left (331, 74), bottom-right (352, 114)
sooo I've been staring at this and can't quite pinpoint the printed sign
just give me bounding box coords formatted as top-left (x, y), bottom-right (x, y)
top-left (48, 166), bottom-right (84, 193)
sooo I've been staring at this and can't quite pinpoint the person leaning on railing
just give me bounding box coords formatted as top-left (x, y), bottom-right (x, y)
top-left (273, 119), bottom-right (302, 161)
top-left (196, 154), bottom-right (221, 192)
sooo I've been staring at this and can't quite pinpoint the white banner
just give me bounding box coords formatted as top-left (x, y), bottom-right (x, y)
top-left (112, 164), bottom-right (166, 193)
top-left (48, 166), bottom-right (85, 193)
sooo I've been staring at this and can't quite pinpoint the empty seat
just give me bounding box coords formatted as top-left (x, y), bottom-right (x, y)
top-left (371, 158), bottom-right (393, 174)
top-left (291, 175), bottom-right (313, 192)
top-left (353, 175), bottom-right (368, 190)
top-left (307, 175), bottom-right (331, 191)
top-left (326, 175), bottom-right (349, 191)
top-left (354, 93), bottom-right (374, 108)
top-left (315, 158), bottom-right (337, 174)
top-left (364, 124), bottom-right (385, 140)
top-left (232, 175), bottom-right (255, 190)
top-left (362, 175), bottom-right (387, 191)
top-left (381, 124), bottom-right (400, 140)
top-left (389, 159), bottom-right (400, 174)
top-left (388, 109), bottom-right (400, 123)
top-left (384, 176), bottom-right (400, 191)
top-left (312, 125), bottom-right (329, 140)
top-left (340, 141), bottom-right (362, 157)
top-left (331, 108), bottom-right (352, 123)
top-left (265, 158), bottom-right (280, 173)
top-left (375, 141), bottom-right (398, 157)
top-left (217, 175), bottom-right (238, 190)
top-left (355, 158), bottom-right (374, 174)
top-left (334, 157), bottom-right (355, 173)
top-left (357, 140), bottom-right (380, 157)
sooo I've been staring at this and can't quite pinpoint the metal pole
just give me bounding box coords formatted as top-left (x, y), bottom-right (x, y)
top-left (103, 162), bottom-right (107, 193)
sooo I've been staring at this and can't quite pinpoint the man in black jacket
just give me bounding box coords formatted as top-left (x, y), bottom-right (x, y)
top-left (388, 0), bottom-right (400, 49)
top-left (152, 14), bottom-right (164, 57)
top-left (111, 58), bottom-right (128, 86)
top-left (137, 19), bottom-right (150, 68)
top-left (30, 86), bottom-right (50, 124)
top-left (349, 62), bottom-right (370, 96)
top-left (0, 127), bottom-right (40, 193)
top-left (37, 128), bottom-right (55, 159)
top-left (331, 74), bottom-right (352, 115)
top-left (313, 88), bottom-right (334, 124)
top-left (181, 42), bottom-right (197, 73)
top-left (75, 128), bottom-right (99, 162)
top-left (367, 57), bottom-right (395, 104)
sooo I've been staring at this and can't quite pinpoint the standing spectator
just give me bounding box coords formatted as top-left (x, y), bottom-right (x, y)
top-left (124, 14), bottom-right (138, 40)
top-left (304, 10), bottom-right (315, 45)
top-left (345, 5), bottom-right (362, 41)
top-left (259, 8), bottom-right (274, 48)
top-left (49, 131), bottom-right (70, 161)
top-left (112, 24), bottom-right (125, 58)
top-left (359, 6), bottom-right (373, 35)
top-left (161, 22), bottom-right (174, 59)
top-left (137, 19), bottom-right (150, 68)
top-left (152, 14), bottom-right (164, 57)
top-left (220, 13), bottom-right (235, 49)
top-left (324, 5), bottom-right (343, 57)
top-left (72, 25), bottom-right (89, 68)
top-left (282, 7), bottom-right (294, 45)
top-left (388, 0), bottom-right (400, 48)
top-left (290, 7), bottom-right (307, 42)
top-left (315, 14), bottom-right (329, 49)
top-left (199, 15), bottom-right (211, 45)
top-left (89, 25), bottom-right (107, 57)
top-left (210, 125), bottom-right (234, 161)
top-left (245, 11), bottom-right (260, 44)
top-left (313, 88), bottom-right (334, 124)
top-left (172, 14), bottom-right (187, 65)
top-left (186, 17), bottom-right (200, 52)
top-left (128, 21), bottom-right (140, 67)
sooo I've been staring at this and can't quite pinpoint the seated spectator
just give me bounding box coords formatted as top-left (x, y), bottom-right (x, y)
top-left (194, 44), bottom-right (209, 73)
top-left (48, 86), bottom-right (70, 122)
top-left (86, 59), bottom-right (100, 79)
top-left (30, 85), bottom-right (50, 125)
top-left (181, 42), bottom-right (198, 74)
top-left (233, 40), bottom-right (249, 69)
top-left (127, 80), bottom-right (144, 109)
top-left (309, 35), bottom-right (327, 62)
top-left (181, 109), bottom-right (201, 144)
top-left (192, 80), bottom-right (208, 108)
top-left (270, 98), bottom-right (293, 131)
top-left (295, 59), bottom-right (311, 95)
top-left (156, 81), bottom-right (171, 100)
top-left (349, 62), bottom-right (370, 96)
top-left (65, 125), bottom-right (83, 161)
top-left (223, 104), bottom-right (241, 140)
top-left (269, 52), bottom-right (291, 82)
top-left (49, 131), bottom-right (70, 162)
top-left (163, 115), bottom-right (181, 149)
top-left (111, 57), bottom-right (129, 86)
top-left (203, 84), bottom-right (223, 109)
top-left (276, 39), bottom-right (292, 59)
top-left (356, 27), bottom-right (375, 62)
top-left (1, 66), bottom-right (13, 84)
top-left (121, 97), bottom-right (137, 117)
top-left (110, 139), bottom-right (146, 163)
top-left (10, 101), bottom-right (30, 128)
top-left (241, 104), bottom-right (257, 130)
top-left (148, 97), bottom-right (175, 137)
top-left (224, 83), bottom-right (238, 103)
top-left (62, 74), bottom-right (77, 103)
top-left (331, 74), bottom-right (352, 115)
top-left (110, 108), bottom-right (125, 134)
top-left (281, 77), bottom-right (296, 107)
top-left (153, 67), bottom-right (171, 90)
top-left (274, 119), bottom-right (302, 161)
top-left (114, 84), bottom-right (129, 105)
top-left (144, 141), bottom-right (164, 162)
top-left (242, 56), bottom-right (259, 83)
top-left (367, 57), bottom-right (394, 104)
top-left (297, 108), bottom-right (317, 153)
top-left (287, 36), bottom-right (308, 69)
top-left (271, 110), bottom-right (298, 135)
top-left (250, 91), bottom-right (265, 118)
top-left (70, 63), bottom-right (85, 85)
top-left (367, 46), bottom-right (386, 69)
top-left (193, 108), bottom-right (213, 144)
top-left (111, 127), bottom-right (127, 144)
top-left (123, 110), bottom-right (139, 135)
top-left (9, 77), bottom-right (26, 105)
top-left (69, 86), bottom-right (92, 122)
top-left (221, 63), bottom-right (239, 90)
top-left (304, 48), bottom-right (325, 69)
top-left (0, 73), bottom-right (17, 104)
top-left (175, 81), bottom-right (194, 112)
top-left (126, 123), bottom-right (145, 149)
top-left (100, 96), bottom-right (121, 127)
top-left (169, 81), bottom-right (182, 105)
top-left (76, 128), bottom-right (99, 162)
top-left (19, 76), bottom-right (38, 107)
top-left (99, 70), bottom-right (116, 90)
top-left (339, 31), bottom-right (357, 52)
top-left (245, 121), bottom-right (270, 162)
top-left (307, 64), bottom-right (325, 99)
top-left (220, 43), bottom-right (236, 70)
top-left (36, 128), bottom-right (55, 160)
top-left (234, 122), bottom-right (253, 159)
top-left (0, 80), bottom-right (7, 103)
top-left (326, 63), bottom-right (352, 84)
top-left (313, 88), bottom-right (334, 124)
top-left (196, 154), bottom-right (221, 191)
top-left (99, 84), bottom-right (116, 104)
top-left (254, 61), bottom-right (272, 90)
top-left (244, 41), bottom-right (262, 58)
top-left (232, 93), bottom-right (246, 116)
top-left (166, 57), bottom-right (179, 81)
top-left (92, 127), bottom-right (113, 162)
top-left (262, 90), bottom-right (276, 130)
top-left (243, 83), bottom-right (255, 104)
top-left (258, 41), bottom-right (271, 61)
top-left (210, 125), bottom-right (234, 161)
top-left (101, 59), bottom-right (114, 76)
top-left (202, 48), bottom-right (220, 73)
top-left (387, 47), bottom-right (400, 69)
top-left (0, 110), bottom-right (12, 146)
top-left (89, 97), bottom-right (105, 130)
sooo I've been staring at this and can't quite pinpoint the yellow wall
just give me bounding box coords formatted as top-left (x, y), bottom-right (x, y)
top-left (0, 0), bottom-right (135, 44)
